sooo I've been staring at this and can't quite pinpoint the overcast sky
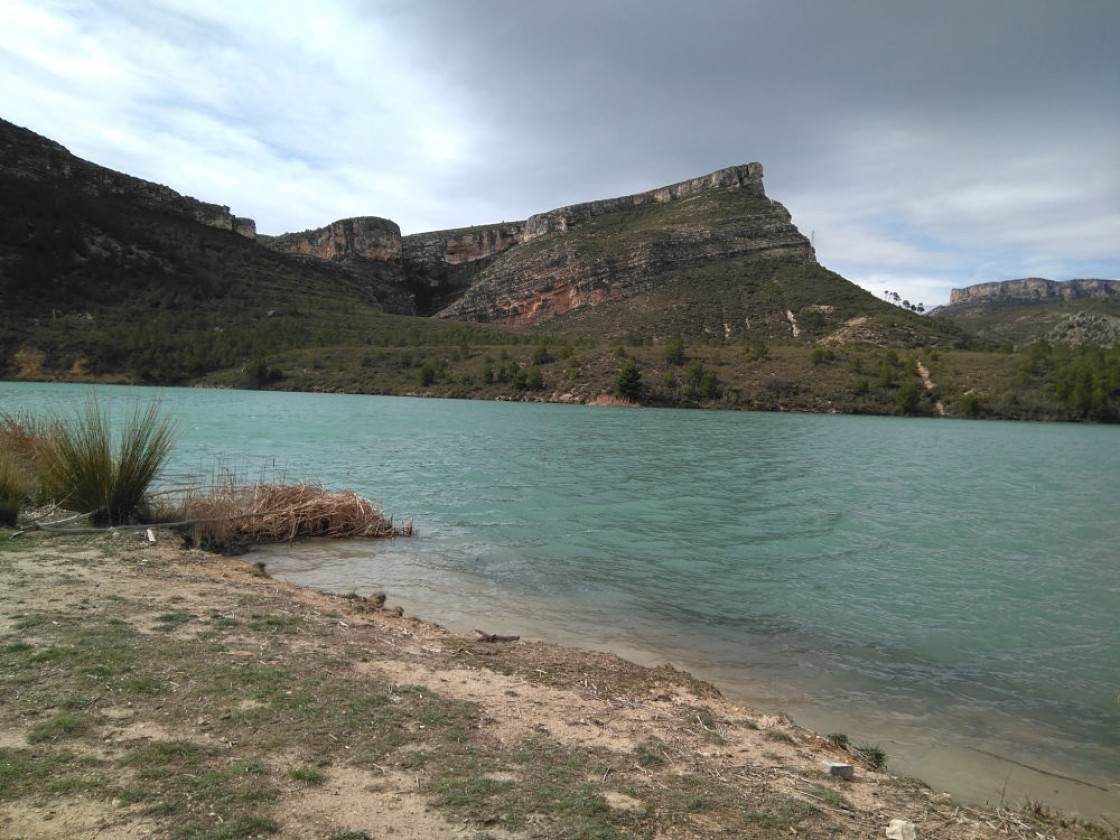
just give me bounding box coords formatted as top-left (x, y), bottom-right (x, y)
top-left (2, 0), bottom-right (1118, 306)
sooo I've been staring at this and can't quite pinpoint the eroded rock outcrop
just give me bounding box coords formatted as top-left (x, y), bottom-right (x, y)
top-left (268, 216), bottom-right (402, 263)
top-left (0, 118), bottom-right (256, 238)
top-left (1049, 311), bottom-right (1120, 347)
top-left (403, 223), bottom-right (526, 266)
top-left (262, 216), bottom-right (417, 313)
top-left (435, 163), bottom-right (815, 326)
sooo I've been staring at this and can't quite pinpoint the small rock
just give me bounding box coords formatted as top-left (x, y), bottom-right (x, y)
top-left (827, 761), bottom-right (854, 780)
top-left (885, 818), bottom-right (917, 839)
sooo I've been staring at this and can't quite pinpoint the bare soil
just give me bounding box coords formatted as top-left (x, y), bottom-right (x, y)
top-left (0, 529), bottom-right (1109, 839)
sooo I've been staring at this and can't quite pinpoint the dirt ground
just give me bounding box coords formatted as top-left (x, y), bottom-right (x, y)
top-left (0, 529), bottom-right (1109, 839)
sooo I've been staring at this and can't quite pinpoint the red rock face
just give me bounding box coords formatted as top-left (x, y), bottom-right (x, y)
top-left (494, 281), bottom-right (625, 327)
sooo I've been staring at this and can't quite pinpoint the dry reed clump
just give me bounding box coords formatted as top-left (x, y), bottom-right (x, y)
top-left (176, 481), bottom-right (412, 552)
top-left (0, 410), bottom-right (54, 523)
top-left (0, 410), bottom-right (52, 469)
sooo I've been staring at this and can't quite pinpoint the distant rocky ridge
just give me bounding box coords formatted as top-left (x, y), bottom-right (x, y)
top-left (2, 116), bottom-right (818, 325)
top-left (267, 162), bottom-right (813, 324)
top-left (945, 278), bottom-right (1120, 309)
top-left (0, 118), bottom-right (256, 239)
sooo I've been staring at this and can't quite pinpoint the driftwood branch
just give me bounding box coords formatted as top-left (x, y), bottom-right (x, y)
top-left (31, 510), bottom-right (275, 536)
top-left (474, 629), bottom-right (520, 643)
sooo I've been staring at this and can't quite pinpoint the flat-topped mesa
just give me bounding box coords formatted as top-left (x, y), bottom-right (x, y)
top-left (948, 277), bottom-right (1120, 307)
top-left (522, 162), bottom-right (766, 241)
top-left (268, 216), bottom-right (402, 264)
top-left (0, 117), bottom-right (256, 239)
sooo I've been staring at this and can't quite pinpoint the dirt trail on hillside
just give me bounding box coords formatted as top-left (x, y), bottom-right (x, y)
top-left (916, 360), bottom-right (946, 416)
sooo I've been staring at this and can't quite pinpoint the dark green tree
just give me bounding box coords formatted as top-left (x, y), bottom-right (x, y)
top-left (615, 361), bottom-right (643, 401)
top-left (664, 336), bottom-right (686, 366)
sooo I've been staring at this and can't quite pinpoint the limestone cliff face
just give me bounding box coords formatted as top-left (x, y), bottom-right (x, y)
top-left (948, 278), bottom-right (1120, 307)
top-left (521, 163), bottom-right (765, 241)
top-left (268, 217), bottom-right (402, 264)
top-left (403, 223), bottom-right (525, 266)
top-left (262, 216), bottom-right (418, 314)
top-left (435, 163), bottom-right (816, 326)
top-left (0, 118), bottom-right (256, 238)
top-left (399, 224), bottom-right (527, 314)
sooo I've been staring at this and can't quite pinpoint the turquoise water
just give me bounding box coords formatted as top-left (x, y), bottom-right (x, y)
top-left (4, 382), bottom-right (1118, 822)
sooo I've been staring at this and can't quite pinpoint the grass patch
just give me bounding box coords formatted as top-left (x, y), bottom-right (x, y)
top-left (154, 611), bottom-right (195, 630)
top-left (811, 784), bottom-right (853, 809)
top-left (0, 747), bottom-right (107, 802)
top-left (764, 730), bottom-right (797, 745)
top-left (288, 766), bottom-right (325, 785)
top-left (855, 743), bottom-right (887, 769)
top-left (26, 713), bottom-right (90, 744)
top-left (247, 613), bottom-right (302, 632)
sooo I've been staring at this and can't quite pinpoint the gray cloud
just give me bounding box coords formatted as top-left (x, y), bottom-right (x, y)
top-left (1, 0), bottom-right (1116, 305)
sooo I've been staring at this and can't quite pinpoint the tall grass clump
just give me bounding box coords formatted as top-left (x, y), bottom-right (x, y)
top-left (0, 410), bottom-right (51, 524)
top-left (40, 400), bottom-right (176, 526)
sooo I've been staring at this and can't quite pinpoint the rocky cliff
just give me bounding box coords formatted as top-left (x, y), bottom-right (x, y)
top-left (256, 162), bottom-right (814, 324)
top-left (262, 217), bottom-right (416, 313)
top-left (403, 223), bottom-right (526, 265)
top-left (434, 163), bottom-right (816, 326)
top-left (946, 278), bottom-right (1120, 308)
top-left (0, 118), bottom-right (256, 238)
top-left (520, 162), bottom-right (765, 241)
top-left (268, 216), bottom-right (401, 263)
top-left (399, 224), bottom-right (527, 314)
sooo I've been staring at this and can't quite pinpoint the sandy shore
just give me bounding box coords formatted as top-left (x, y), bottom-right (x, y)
top-left (0, 529), bottom-right (1110, 839)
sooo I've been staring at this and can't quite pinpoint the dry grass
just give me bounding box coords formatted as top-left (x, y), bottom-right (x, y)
top-left (0, 410), bottom-right (52, 467)
top-left (173, 479), bottom-right (412, 552)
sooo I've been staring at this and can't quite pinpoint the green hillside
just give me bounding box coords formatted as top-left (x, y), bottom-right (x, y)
top-left (2, 117), bottom-right (1117, 421)
top-left (0, 162), bottom-right (506, 385)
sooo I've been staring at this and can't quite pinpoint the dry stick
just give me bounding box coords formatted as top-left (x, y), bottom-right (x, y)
top-left (967, 746), bottom-right (1109, 791)
top-left (474, 630), bottom-right (521, 642)
top-left (33, 510), bottom-right (282, 535)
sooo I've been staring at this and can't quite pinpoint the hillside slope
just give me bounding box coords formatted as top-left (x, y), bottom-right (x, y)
top-left (0, 118), bottom-right (493, 382)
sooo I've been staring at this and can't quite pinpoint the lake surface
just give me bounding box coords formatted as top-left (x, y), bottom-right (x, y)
top-left (4, 381), bottom-right (1118, 824)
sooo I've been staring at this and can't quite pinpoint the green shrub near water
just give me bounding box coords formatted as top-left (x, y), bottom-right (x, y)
top-left (40, 400), bottom-right (176, 526)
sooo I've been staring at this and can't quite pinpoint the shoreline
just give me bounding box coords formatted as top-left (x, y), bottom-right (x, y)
top-left (2, 528), bottom-right (1110, 838)
top-left (253, 541), bottom-right (1120, 829)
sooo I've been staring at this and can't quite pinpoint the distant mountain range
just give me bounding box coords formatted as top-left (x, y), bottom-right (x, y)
top-left (2, 116), bottom-right (1117, 421)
